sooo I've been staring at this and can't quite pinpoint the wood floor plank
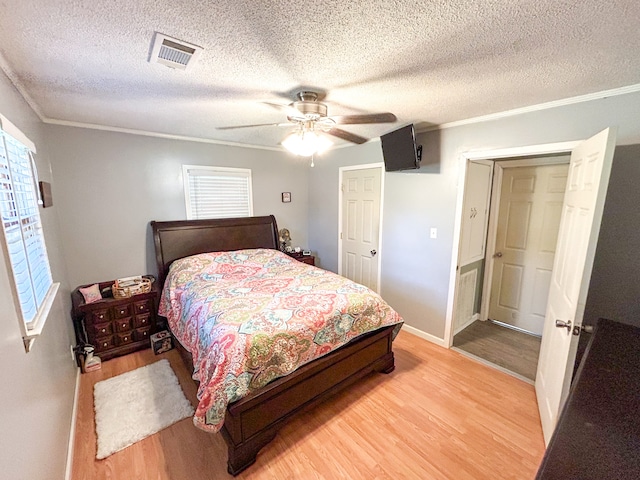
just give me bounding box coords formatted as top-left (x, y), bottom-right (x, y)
top-left (453, 320), bottom-right (541, 380)
top-left (72, 330), bottom-right (545, 479)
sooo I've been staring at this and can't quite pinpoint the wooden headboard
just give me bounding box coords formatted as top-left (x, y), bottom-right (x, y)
top-left (151, 215), bottom-right (280, 288)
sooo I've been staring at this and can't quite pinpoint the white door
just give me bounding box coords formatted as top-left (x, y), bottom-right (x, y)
top-left (535, 128), bottom-right (617, 444)
top-left (341, 167), bottom-right (382, 291)
top-left (488, 164), bottom-right (569, 335)
top-left (459, 161), bottom-right (493, 265)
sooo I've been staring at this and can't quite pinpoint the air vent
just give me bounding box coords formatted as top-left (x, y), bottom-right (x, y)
top-left (149, 33), bottom-right (202, 70)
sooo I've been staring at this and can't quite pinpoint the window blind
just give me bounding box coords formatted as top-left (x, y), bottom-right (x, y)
top-left (0, 131), bottom-right (53, 329)
top-left (184, 166), bottom-right (253, 219)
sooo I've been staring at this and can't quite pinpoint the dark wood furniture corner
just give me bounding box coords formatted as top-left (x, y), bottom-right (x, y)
top-left (151, 216), bottom-right (398, 476)
top-left (536, 318), bottom-right (640, 479)
top-left (71, 280), bottom-right (159, 361)
top-left (286, 252), bottom-right (315, 266)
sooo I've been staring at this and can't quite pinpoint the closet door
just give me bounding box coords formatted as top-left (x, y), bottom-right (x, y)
top-left (460, 162), bottom-right (492, 266)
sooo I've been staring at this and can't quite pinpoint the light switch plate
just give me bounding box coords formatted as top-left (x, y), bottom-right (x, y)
top-left (430, 227), bottom-right (437, 239)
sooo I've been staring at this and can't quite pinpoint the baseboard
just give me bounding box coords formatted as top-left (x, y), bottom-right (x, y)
top-left (454, 313), bottom-right (480, 335)
top-left (400, 324), bottom-right (447, 348)
top-left (65, 367), bottom-right (81, 480)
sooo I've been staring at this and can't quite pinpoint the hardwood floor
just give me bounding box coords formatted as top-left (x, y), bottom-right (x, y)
top-left (72, 330), bottom-right (545, 479)
top-left (453, 320), bottom-right (541, 381)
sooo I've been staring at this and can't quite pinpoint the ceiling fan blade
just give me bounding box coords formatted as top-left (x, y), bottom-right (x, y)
top-left (326, 128), bottom-right (369, 144)
top-left (217, 122), bottom-right (288, 130)
top-left (330, 113), bottom-right (397, 125)
top-left (262, 102), bottom-right (302, 118)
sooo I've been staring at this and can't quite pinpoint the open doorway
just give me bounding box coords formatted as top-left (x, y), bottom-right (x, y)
top-left (452, 154), bottom-right (570, 381)
top-left (446, 130), bottom-right (616, 442)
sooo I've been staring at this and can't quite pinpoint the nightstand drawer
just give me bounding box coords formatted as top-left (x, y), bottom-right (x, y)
top-left (298, 256), bottom-right (315, 266)
top-left (115, 318), bottom-right (132, 332)
top-left (134, 313), bottom-right (151, 328)
top-left (89, 309), bottom-right (109, 324)
top-left (116, 332), bottom-right (133, 345)
top-left (286, 253), bottom-right (315, 266)
top-left (113, 304), bottom-right (132, 319)
top-left (133, 299), bottom-right (151, 314)
top-left (93, 322), bottom-right (113, 337)
top-left (95, 335), bottom-right (116, 352)
top-left (134, 326), bottom-right (152, 341)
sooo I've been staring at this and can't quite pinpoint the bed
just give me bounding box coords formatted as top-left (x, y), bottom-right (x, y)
top-left (151, 215), bottom-right (402, 475)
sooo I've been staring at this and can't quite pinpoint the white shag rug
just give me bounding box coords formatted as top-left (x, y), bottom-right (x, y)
top-left (94, 359), bottom-right (194, 459)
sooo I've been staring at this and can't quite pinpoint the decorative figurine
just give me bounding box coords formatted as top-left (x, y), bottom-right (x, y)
top-left (279, 228), bottom-right (291, 251)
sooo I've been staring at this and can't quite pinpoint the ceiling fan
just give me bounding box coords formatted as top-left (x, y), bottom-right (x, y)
top-left (217, 91), bottom-right (397, 156)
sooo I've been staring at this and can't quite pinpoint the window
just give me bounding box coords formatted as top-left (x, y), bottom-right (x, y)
top-left (183, 165), bottom-right (253, 219)
top-left (0, 115), bottom-right (58, 347)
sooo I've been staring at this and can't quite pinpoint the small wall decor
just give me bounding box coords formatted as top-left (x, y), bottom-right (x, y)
top-left (281, 192), bottom-right (291, 203)
top-left (39, 181), bottom-right (53, 207)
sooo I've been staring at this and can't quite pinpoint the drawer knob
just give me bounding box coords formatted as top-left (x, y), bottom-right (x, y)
top-left (98, 314), bottom-right (104, 319)
top-left (139, 305), bottom-right (144, 310)
top-left (101, 328), bottom-right (106, 333)
top-left (120, 309), bottom-right (125, 314)
top-left (103, 342), bottom-right (108, 347)
top-left (122, 323), bottom-right (127, 328)
top-left (124, 336), bottom-right (128, 341)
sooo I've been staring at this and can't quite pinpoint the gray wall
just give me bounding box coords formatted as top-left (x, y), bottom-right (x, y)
top-left (45, 126), bottom-right (310, 287)
top-left (310, 91), bottom-right (640, 340)
top-left (0, 72), bottom-right (76, 479)
top-left (584, 144), bottom-right (640, 328)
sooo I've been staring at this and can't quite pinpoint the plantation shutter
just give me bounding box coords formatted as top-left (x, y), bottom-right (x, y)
top-left (184, 166), bottom-right (253, 219)
top-left (0, 130), bottom-right (53, 328)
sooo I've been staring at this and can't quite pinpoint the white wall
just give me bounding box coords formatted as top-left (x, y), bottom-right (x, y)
top-left (45, 125), bottom-right (310, 288)
top-left (309, 91), bottom-right (640, 340)
top-left (0, 72), bottom-right (77, 479)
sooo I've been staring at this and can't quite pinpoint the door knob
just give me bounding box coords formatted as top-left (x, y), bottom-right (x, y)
top-left (555, 319), bottom-right (572, 333)
top-left (370, 249), bottom-right (377, 256)
top-left (493, 252), bottom-right (503, 258)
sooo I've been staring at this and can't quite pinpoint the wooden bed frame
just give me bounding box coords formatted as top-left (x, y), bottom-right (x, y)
top-left (151, 215), bottom-right (397, 475)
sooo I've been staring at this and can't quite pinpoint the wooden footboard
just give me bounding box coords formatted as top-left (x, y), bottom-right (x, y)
top-left (174, 325), bottom-right (396, 475)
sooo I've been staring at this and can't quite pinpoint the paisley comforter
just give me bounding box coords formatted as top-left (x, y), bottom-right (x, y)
top-left (159, 248), bottom-right (403, 432)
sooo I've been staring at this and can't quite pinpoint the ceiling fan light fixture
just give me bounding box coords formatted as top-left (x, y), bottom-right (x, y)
top-left (282, 130), bottom-right (333, 157)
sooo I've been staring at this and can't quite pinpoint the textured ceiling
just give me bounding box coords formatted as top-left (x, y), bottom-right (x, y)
top-left (1, 0), bottom-right (640, 150)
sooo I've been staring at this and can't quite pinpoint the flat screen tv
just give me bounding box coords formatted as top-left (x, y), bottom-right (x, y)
top-left (380, 124), bottom-right (421, 172)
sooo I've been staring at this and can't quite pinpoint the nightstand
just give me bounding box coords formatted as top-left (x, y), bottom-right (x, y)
top-left (286, 252), bottom-right (315, 266)
top-left (71, 279), bottom-right (159, 361)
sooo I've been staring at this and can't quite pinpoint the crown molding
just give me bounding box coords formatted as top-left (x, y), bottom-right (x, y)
top-left (43, 118), bottom-right (284, 151)
top-left (434, 83), bottom-right (640, 131)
